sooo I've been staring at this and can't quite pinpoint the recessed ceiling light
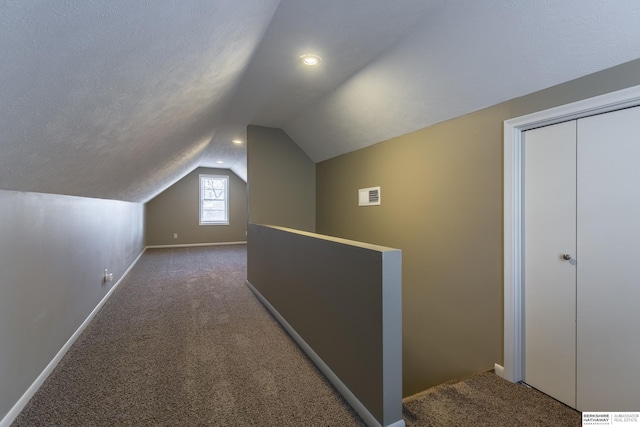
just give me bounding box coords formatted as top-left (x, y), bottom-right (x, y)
top-left (216, 160), bottom-right (224, 164)
top-left (232, 139), bottom-right (242, 144)
top-left (299, 54), bottom-right (322, 66)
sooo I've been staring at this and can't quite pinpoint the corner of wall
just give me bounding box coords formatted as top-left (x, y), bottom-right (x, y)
top-left (247, 125), bottom-right (316, 232)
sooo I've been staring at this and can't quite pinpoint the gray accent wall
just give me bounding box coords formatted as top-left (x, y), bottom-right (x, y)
top-left (315, 58), bottom-right (640, 397)
top-left (145, 167), bottom-right (248, 246)
top-left (247, 126), bottom-right (316, 232)
top-left (0, 189), bottom-right (144, 423)
top-left (247, 223), bottom-right (403, 427)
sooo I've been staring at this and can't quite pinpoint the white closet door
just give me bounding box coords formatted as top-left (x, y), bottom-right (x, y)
top-left (576, 106), bottom-right (640, 411)
top-left (523, 121), bottom-right (577, 408)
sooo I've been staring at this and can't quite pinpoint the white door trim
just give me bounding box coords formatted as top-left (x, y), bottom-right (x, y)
top-left (503, 83), bottom-right (640, 383)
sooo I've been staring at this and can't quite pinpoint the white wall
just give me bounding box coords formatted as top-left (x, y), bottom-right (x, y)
top-left (0, 189), bottom-right (145, 423)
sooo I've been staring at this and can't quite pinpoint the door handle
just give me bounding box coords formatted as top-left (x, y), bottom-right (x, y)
top-left (561, 253), bottom-right (572, 261)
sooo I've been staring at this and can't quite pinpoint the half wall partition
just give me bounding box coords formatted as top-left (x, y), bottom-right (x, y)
top-left (246, 223), bottom-right (403, 427)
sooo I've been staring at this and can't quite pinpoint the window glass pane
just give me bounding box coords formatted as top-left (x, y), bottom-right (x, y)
top-left (200, 174), bottom-right (228, 224)
top-left (202, 210), bottom-right (225, 222)
top-left (202, 201), bottom-right (225, 211)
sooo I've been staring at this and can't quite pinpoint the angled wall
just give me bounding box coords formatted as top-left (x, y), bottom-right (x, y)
top-left (247, 125), bottom-right (315, 232)
top-left (145, 167), bottom-right (248, 246)
top-left (316, 58), bottom-right (640, 396)
top-left (0, 189), bottom-right (144, 424)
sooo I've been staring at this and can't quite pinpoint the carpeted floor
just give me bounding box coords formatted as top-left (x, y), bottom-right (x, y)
top-left (12, 245), bottom-right (581, 427)
top-left (12, 246), bottom-right (366, 426)
top-left (403, 372), bottom-right (581, 427)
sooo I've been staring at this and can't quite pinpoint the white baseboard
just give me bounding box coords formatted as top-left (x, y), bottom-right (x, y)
top-left (145, 241), bottom-right (247, 249)
top-left (0, 249), bottom-right (146, 427)
top-left (245, 280), bottom-right (405, 427)
top-left (494, 363), bottom-right (505, 378)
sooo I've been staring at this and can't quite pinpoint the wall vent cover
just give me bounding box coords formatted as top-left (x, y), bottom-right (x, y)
top-left (358, 186), bottom-right (381, 206)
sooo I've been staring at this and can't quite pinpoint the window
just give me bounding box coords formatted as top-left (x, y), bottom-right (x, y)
top-left (199, 174), bottom-right (229, 225)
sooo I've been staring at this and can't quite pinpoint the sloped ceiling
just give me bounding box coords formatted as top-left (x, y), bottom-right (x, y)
top-left (1, 1), bottom-right (640, 202)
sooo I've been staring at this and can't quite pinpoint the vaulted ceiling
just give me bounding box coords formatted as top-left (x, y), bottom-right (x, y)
top-left (2, 1), bottom-right (640, 202)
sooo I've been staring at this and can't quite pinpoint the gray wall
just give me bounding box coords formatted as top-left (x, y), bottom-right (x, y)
top-left (247, 126), bottom-right (316, 232)
top-left (0, 189), bottom-right (145, 422)
top-left (316, 58), bottom-right (640, 397)
top-left (145, 167), bottom-right (248, 246)
top-left (247, 223), bottom-right (402, 427)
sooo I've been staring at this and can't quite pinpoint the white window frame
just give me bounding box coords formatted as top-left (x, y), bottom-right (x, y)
top-left (199, 174), bottom-right (229, 225)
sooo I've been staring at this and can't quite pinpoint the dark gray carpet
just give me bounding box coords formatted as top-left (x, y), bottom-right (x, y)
top-left (13, 246), bottom-right (365, 426)
top-left (13, 245), bottom-right (581, 427)
top-left (403, 371), bottom-right (581, 427)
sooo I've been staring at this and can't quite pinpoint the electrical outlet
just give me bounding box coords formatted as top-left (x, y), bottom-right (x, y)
top-left (104, 269), bottom-right (113, 283)
top-left (173, 233), bottom-right (178, 239)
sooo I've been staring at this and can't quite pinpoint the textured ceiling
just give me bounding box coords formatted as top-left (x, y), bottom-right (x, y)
top-left (2, 1), bottom-right (640, 202)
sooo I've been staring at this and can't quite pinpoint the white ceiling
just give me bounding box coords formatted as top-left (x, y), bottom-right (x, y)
top-left (2, 0), bottom-right (640, 202)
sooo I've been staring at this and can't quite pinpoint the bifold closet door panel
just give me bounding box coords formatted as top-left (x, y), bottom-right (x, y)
top-left (577, 106), bottom-right (640, 411)
top-left (523, 121), bottom-right (577, 408)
